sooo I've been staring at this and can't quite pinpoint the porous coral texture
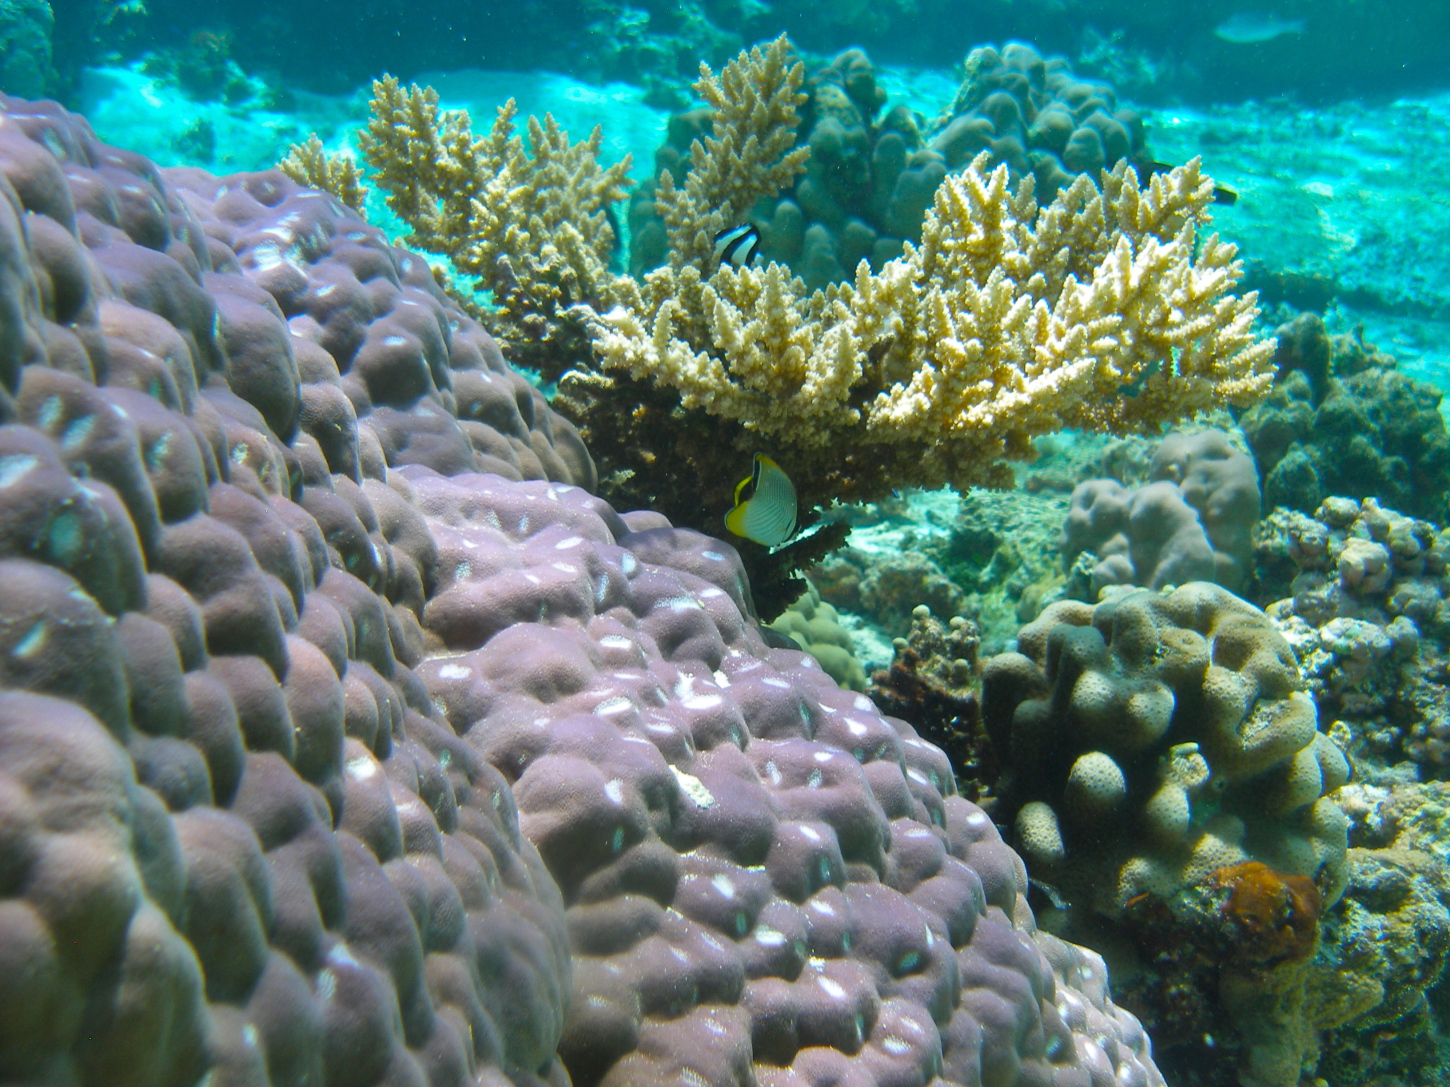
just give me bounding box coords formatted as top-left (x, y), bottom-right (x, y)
top-left (1255, 496), bottom-right (1450, 776)
top-left (981, 582), bottom-right (1349, 915)
top-left (408, 473), bottom-right (1164, 1087)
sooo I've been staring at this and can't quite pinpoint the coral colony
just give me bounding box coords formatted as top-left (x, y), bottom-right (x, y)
top-left (4, 14), bottom-right (1450, 1087)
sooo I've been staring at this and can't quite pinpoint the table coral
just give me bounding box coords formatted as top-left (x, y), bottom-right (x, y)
top-left (354, 34), bottom-right (1273, 607)
top-left (0, 90), bottom-right (1170, 1087)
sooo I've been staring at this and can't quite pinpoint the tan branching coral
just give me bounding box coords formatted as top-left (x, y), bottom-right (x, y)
top-left (654, 34), bottom-right (811, 272)
top-left (359, 76), bottom-right (633, 373)
top-left (339, 33), bottom-right (1272, 616)
top-left (588, 150), bottom-right (1274, 499)
top-left (278, 135), bottom-right (366, 212)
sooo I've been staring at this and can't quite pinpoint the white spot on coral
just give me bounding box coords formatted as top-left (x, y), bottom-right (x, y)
top-left (800, 825), bottom-right (822, 842)
top-left (710, 874), bottom-right (735, 898)
top-left (813, 751), bottom-right (833, 763)
top-left (594, 697), bottom-right (634, 716)
top-left (713, 670), bottom-right (731, 687)
top-left (383, 335), bottom-right (407, 347)
top-left (555, 536), bottom-right (583, 550)
top-left (436, 663), bottom-right (471, 680)
top-left (762, 677), bottom-right (791, 689)
top-left (703, 551), bottom-right (725, 561)
top-left (853, 695), bottom-right (874, 712)
top-left (621, 554), bottom-right (637, 575)
top-left (883, 1036), bottom-right (911, 1055)
top-left (683, 694), bottom-right (722, 711)
top-left (345, 756), bottom-right (377, 781)
top-left (808, 899), bottom-right (835, 915)
top-left (818, 977), bottom-right (847, 999)
top-left (672, 766), bottom-right (716, 808)
top-left (846, 719), bottom-right (868, 737)
top-left (13, 621), bottom-right (46, 659)
top-left (699, 587), bottom-right (724, 599)
top-left (754, 926), bottom-right (785, 946)
top-left (604, 779), bottom-right (625, 804)
top-left (599, 634), bottom-right (633, 650)
top-left (966, 811), bottom-right (988, 826)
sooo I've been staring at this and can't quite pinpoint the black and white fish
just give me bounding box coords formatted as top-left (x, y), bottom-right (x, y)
top-left (725, 453), bottom-right (797, 546)
top-left (713, 223), bottom-right (762, 271)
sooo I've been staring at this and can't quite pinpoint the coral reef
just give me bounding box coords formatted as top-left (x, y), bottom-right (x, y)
top-left (0, 90), bottom-right (1170, 1087)
top-left (1060, 428), bottom-right (1261, 597)
top-left (582, 39), bottom-right (1273, 515)
top-left (867, 604), bottom-right (993, 802)
top-left (979, 582), bottom-right (1354, 1086)
top-left (812, 545), bottom-right (968, 639)
top-left (0, 0), bottom-right (53, 98)
top-left (1253, 496), bottom-right (1450, 777)
top-left (766, 579), bottom-right (868, 691)
top-left (351, 36), bottom-right (1271, 619)
top-left (0, 92), bottom-right (583, 1086)
top-left (632, 43), bottom-right (1151, 291)
top-left (278, 134), bottom-right (366, 213)
top-left (1240, 314), bottom-right (1450, 524)
top-left (358, 76), bottom-right (634, 377)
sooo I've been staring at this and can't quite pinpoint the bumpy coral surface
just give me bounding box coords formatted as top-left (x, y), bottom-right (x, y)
top-left (767, 579), bottom-right (868, 691)
top-left (981, 582), bottom-right (1349, 915)
top-left (1060, 429), bottom-right (1261, 596)
top-left (1241, 314), bottom-right (1450, 524)
top-left (1255, 495), bottom-right (1450, 776)
top-left (0, 92), bottom-right (1167, 1087)
top-left (0, 93), bottom-right (582, 1086)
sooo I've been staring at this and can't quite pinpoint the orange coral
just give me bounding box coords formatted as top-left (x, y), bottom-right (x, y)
top-left (1208, 860), bottom-right (1322, 969)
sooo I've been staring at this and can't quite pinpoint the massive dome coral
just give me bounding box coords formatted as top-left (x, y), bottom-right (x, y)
top-left (0, 92), bottom-right (1162, 1087)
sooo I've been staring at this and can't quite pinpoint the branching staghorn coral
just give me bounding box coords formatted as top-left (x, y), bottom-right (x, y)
top-left (584, 150), bottom-right (1274, 505)
top-left (340, 33), bottom-right (1272, 616)
top-left (358, 76), bottom-right (633, 373)
top-left (654, 34), bottom-right (811, 272)
top-left (278, 135), bottom-right (367, 212)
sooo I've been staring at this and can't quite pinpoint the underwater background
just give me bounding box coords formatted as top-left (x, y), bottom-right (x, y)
top-left (3, 2), bottom-right (1450, 1086)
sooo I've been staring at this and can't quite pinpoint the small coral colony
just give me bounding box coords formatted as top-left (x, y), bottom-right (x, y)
top-left (2, 12), bottom-right (1450, 1087)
